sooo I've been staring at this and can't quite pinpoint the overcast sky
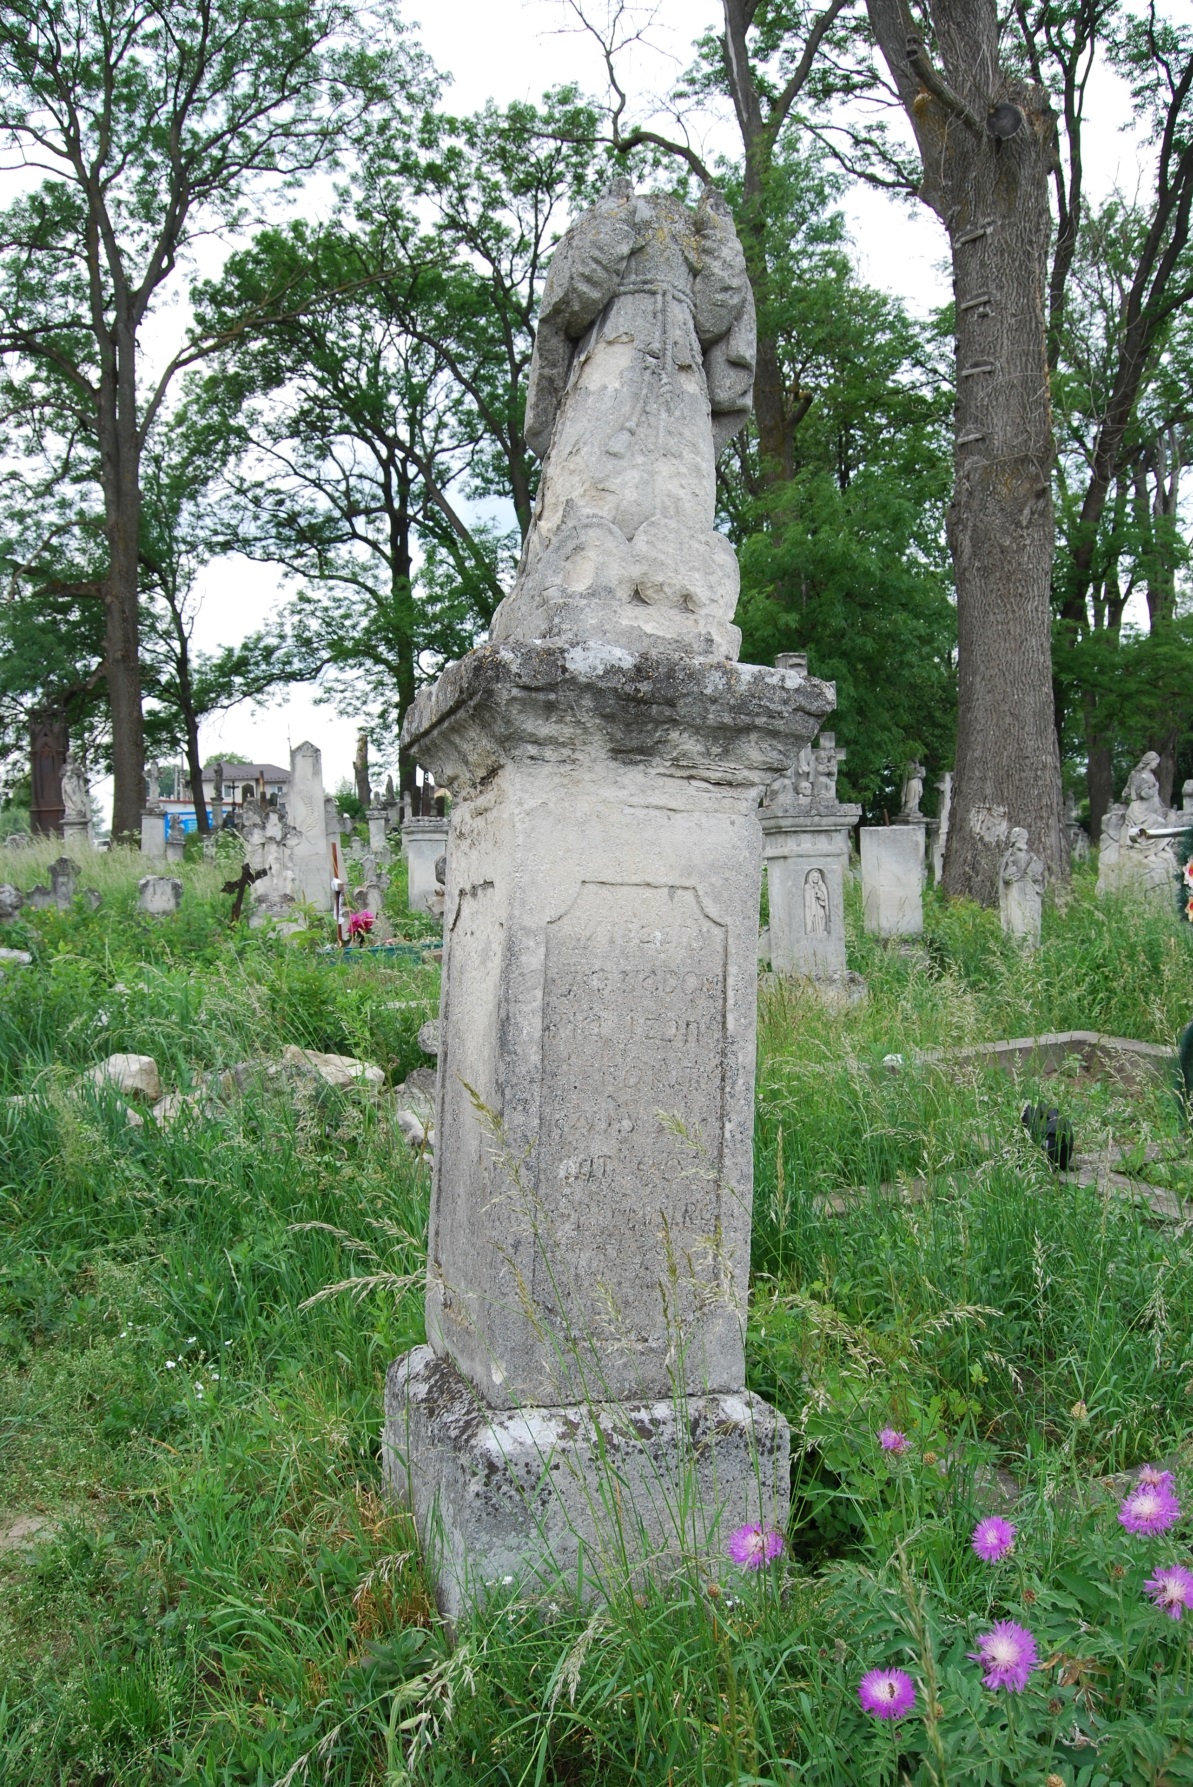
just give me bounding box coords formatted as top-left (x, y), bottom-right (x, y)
top-left (118, 0), bottom-right (1149, 814)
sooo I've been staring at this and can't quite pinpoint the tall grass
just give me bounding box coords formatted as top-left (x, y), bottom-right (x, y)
top-left (1, 852), bottom-right (1192, 1782)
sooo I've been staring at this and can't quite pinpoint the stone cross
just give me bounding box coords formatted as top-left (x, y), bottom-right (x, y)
top-left (383, 180), bottom-right (831, 1619)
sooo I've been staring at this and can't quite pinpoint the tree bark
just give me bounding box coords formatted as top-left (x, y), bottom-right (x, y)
top-left (97, 313), bottom-right (147, 845)
top-left (867, 0), bottom-right (1066, 902)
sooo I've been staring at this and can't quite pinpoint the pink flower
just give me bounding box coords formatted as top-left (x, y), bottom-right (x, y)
top-left (1144, 1564), bottom-right (1193, 1620)
top-left (878, 1428), bottom-right (909, 1454)
top-left (1135, 1465), bottom-right (1176, 1493)
top-left (1183, 860), bottom-right (1193, 888)
top-left (858, 1668), bottom-right (916, 1720)
top-left (347, 909), bottom-right (374, 939)
top-left (1119, 1483), bottom-right (1181, 1536)
top-left (725, 1523), bottom-right (785, 1569)
top-left (969, 1620), bottom-right (1038, 1692)
top-left (971, 1516), bottom-right (1017, 1563)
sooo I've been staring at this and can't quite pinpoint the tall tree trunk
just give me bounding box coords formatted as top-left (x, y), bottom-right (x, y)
top-left (99, 317), bottom-right (146, 844)
top-left (867, 0), bottom-right (1066, 903)
top-left (1085, 715), bottom-right (1115, 844)
top-left (354, 730), bottom-right (371, 806)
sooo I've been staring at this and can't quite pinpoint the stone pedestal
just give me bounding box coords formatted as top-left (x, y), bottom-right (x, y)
top-left (382, 643), bottom-right (831, 1613)
top-left (165, 831), bottom-right (185, 866)
top-left (140, 811), bottom-right (166, 859)
top-left (367, 807), bottom-right (389, 854)
top-left (761, 810), bottom-right (859, 979)
top-left (138, 875), bottom-right (182, 916)
top-left (402, 816), bottom-right (450, 915)
top-left (931, 773), bottom-right (953, 883)
top-left (861, 825), bottom-right (925, 937)
top-left (62, 817), bottom-right (91, 849)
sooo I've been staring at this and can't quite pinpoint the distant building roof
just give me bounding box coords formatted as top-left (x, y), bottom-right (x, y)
top-left (205, 762), bottom-right (290, 782)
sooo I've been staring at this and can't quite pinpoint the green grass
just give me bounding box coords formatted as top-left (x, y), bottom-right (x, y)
top-left (1, 848), bottom-right (1193, 1783)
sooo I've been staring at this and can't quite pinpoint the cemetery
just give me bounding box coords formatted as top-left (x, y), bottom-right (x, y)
top-left (1, 3), bottom-right (1193, 1784)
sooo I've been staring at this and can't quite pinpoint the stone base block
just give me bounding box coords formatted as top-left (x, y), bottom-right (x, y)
top-left (383, 1345), bottom-right (789, 1621)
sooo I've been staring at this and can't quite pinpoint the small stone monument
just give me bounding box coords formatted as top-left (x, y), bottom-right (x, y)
top-left (60, 751), bottom-right (91, 846)
top-left (0, 885), bottom-right (24, 922)
top-left (931, 771), bottom-right (953, 883)
top-left (50, 858), bottom-right (79, 907)
top-left (137, 875), bottom-right (183, 916)
top-left (759, 711), bottom-right (860, 987)
top-left (1097, 752), bottom-right (1182, 899)
top-left (402, 810), bottom-right (449, 915)
top-left (860, 825), bottom-right (925, 937)
top-left (164, 816), bottom-right (185, 865)
top-left (354, 850), bottom-right (393, 942)
top-left (4, 831), bottom-right (31, 851)
top-left (140, 810), bottom-right (166, 859)
top-left (286, 742), bottom-right (332, 912)
top-left (998, 827), bottom-right (1046, 946)
top-left (244, 805), bottom-right (305, 928)
top-left (900, 761), bottom-right (925, 819)
top-left (383, 179), bottom-right (828, 1619)
top-left (367, 805), bottom-right (389, 854)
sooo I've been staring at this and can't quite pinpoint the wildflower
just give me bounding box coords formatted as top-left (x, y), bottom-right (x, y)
top-left (969, 1621), bottom-right (1038, 1692)
top-left (1119, 1482), bottom-right (1181, 1536)
top-left (1143, 1564), bottom-right (1193, 1621)
top-left (971, 1516), bottom-right (1017, 1563)
top-left (878, 1428), bottom-right (909, 1454)
top-left (1184, 860), bottom-right (1193, 888)
top-left (347, 909), bottom-right (375, 940)
top-left (1070, 1400), bottom-right (1088, 1421)
top-left (165, 1359), bottom-right (176, 1369)
top-left (726, 1523), bottom-right (785, 1569)
top-left (858, 1668), bottom-right (916, 1720)
top-left (1135, 1464), bottom-right (1176, 1493)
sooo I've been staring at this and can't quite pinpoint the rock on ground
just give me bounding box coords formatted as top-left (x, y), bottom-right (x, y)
top-left (84, 1053), bottom-right (163, 1101)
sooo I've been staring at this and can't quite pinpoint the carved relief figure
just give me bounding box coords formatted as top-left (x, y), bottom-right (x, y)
top-left (490, 181), bottom-right (755, 659)
top-left (804, 867), bottom-right (830, 935)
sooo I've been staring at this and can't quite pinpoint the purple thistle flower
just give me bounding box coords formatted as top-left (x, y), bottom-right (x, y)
top-left (858, 1668), bottom-right (916, 1720)
top-left (1135, 1464), bottom-right (1176, 1493)
top-left (878, 1427), bottom-right (909, 1454)
top-left (969, 1621), bottom-right (1038, 1693)
top-left (971, 1516), bottom-right (1017, 1563)
top-left (1144, 1564), bottom-right (1193, 1621)
top-left (1119, 1483), bottom-right (1181, 1536)
top-left (725, 1523), bottom-right (785, 1569)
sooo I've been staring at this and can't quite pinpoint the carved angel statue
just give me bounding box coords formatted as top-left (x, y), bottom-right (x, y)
top-left (490, 180), bottom-right (755, 659)
top-left (900, 762), bottom-right (925, 818)
top-left (61, 750), bottom-right (89, 824)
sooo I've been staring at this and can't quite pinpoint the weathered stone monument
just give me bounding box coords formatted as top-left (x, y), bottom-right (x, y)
top-left (931, 771), bottom-right (953, 883)
top-left (367, 805), bottom-right (389, 854)
top-left (137, 875), bottom-right (183, 916)
top-left (759, 715), bottom-right (859, 985)
top-left (140, 810), bottom-right (166, 859)
top-left (286, 743), bottom-right (332, 911)
top-left (353, 850), bottom-right (394, 942)
top-left (383, 181), bottom-right (829, 1617)
top-left (860, 825), bottom-right (925, 937)
top-left (164, 816), bottom-right (186, 865)
top-left (402, 813), bottom-right (449, 916)
top-left (60, 752), bottom-right (91, 847)
top-left (1064, 789), bottom-right (1089, 864)
top-left (998, 827), bottom-right (1046, 946)
top-left (243, 805), bottom-right (305, 929)
top-left (1097, 752), bottom-right (1183, 900)
top-left (1183, 779), bottom-right (1193, 815)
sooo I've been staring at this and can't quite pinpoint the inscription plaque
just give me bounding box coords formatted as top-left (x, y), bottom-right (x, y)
top-left (535, 882), bottom-right (727, 1373)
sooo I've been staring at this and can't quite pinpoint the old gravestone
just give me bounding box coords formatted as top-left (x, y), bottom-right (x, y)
top-left (401, 810), bottom-right (449, 916)
top-left (382, 181), bottom-right (831, 1617)
top-left (286, 742), bottom-right (332, 912)
top-left (998, 828), bottom-right (1045, 947)
top-left (137, 875), bottom-right (183, 916)
top-left (759, 696), bottom-right (859, 986)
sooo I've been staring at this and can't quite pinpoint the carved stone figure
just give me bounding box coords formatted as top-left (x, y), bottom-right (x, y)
top-left (900, 761), bottom-right (925, 819)
top-left (1097, 752), bottom-right (1181, 898)
top-left (243, 806), bottom-right (303, 926)
top-left (490, 181), bottom-right (755, 659)
top-left (999, 827), bottom-right (1046, 945)
top-left (60, 752), bottom-right (89, 826)
top-left (803, 867), bottom-right (830, 935)
top-left (813, 733), bottom-right (840, 807)
top-left (1064, 790), bottom-right (1090, 863)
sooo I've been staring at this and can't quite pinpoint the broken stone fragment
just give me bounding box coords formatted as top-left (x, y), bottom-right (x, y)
top-left (278, 1045), bottom-right (385, 1090)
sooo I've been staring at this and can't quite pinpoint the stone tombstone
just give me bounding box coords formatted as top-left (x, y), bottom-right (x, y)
top-left (4, 831), bottom-right (32, 851)
top-left (759, 723), bottom-right (859, 981)
top-left (354, 850), bottom-right (393, 942)
top-left (383, 182), bottom-right (829, 1620)
top-left (998, 827), bottom-right (1046, 947)
top-left (140, 810), bottom-right (166, 859)
top-left (1097, 751), bottom-right (1181, 900)
top-left (243, 805), bottom-right (304, 927)
top-left (285, 742), bottom-right (332, 912)
top-left (931, 772), bottom-right (953, 883)
top-left (0, 884), bottom-right (24, 922)
top-left (30, 713), bottom-right (66, 835)
top-left (164, 818), bottom-right (185, 865)
top-left (860, 825), bottom-right (925, 937)
top-left (60, 751), bottom-right (91, 845)
top-left (367, 806), bottom-right (389, 854)
top-left (137, 875), bottom-right (183, 916)
top-left (49, 857), bottom-right (79, 908)
top-left (402, 814), bottom-right (449, 915)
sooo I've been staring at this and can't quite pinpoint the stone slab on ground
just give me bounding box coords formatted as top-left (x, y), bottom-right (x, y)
top-left (279, 1045), bottom-right (385, 1090)
top-left (384, 1345), bottom-right (790, 1622)
top-left (83, 1053), bottom-right (162, 1102)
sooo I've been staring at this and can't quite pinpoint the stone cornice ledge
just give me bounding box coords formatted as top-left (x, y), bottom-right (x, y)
top-left (401, 643), bottom-right (836, 786)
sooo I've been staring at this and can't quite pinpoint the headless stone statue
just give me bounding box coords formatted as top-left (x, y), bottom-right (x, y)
top-left (490, 181), bottom-right (755, 659)
top-left (900, 761), bottom-right (925, 818)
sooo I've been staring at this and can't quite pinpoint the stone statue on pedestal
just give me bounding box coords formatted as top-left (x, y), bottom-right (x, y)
top-left (61, 751), bottom-right (90, 830)
top-left (1097, 752), bottom-right (1182, 899)
top-left (900, 761), bottom-right (925, 818)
